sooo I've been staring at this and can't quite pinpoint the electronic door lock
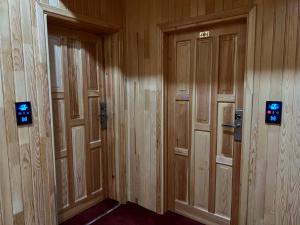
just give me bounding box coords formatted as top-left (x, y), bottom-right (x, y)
top-left (100, 102), bottom-right (108, 130)
top-left (222, 109), bottom-right (243, 142)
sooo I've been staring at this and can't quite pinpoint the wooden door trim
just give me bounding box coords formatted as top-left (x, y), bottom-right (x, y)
top-left (35, 2), bottom-right (126, 223)
top-left (160, 6), bottom-right (257, 225)
top-left (39, 2), bottom-right (120, 34)
top-left (158, 6), bottom-right (252, 33)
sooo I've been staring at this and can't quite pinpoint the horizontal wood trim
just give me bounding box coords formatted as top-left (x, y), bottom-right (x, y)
top-left (52, 92), bottom-right (65, 99)
top-left (175, 201), bottom-right (230, 225)
top-left (217, 95), bottom-right (236, 103)
top-left (174, 147), bottom-right (189, 157)
top-left (216, 155), bottom-right (233, 166)
top-left (70, 119), bottom-right (85, 127)
top-left (90, 140), bottom-right (102, 149)
top-left (39, 2), bottom-right (120, 34)
top-left (159, 7), bottom-right (251, 32)
top-left (58, 191), bottom-right (105, 223)
top-left (88, 91), bottom-right (101, 97)
top-left (194, 123), bottom-right (211, 132)
top-left (55, 149), bottom-right (68, 159)
top-left (175, 94), bottom-right (190, 101)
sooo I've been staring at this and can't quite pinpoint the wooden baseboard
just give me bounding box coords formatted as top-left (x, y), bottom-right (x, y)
top-left (175, 201), bottom-right (230, 225)
top-left (58, 194), bottom-right (105, 223)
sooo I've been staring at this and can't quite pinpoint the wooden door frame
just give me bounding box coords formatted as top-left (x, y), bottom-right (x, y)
top-left (35, 2), bottom-right (126, 223)
top-left (159, 6), bottom-right (256, 225)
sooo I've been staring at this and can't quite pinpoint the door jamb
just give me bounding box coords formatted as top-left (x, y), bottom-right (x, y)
top-left (159, 6), bottom-right (257, 225)
top-left (35, 2), bottom-right (126, 223)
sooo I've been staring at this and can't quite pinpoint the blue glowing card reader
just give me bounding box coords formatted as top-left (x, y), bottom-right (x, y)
top-left (265, 101), bottom-right (282, 125)
top-left (15, 102), bottom-right (32, 126)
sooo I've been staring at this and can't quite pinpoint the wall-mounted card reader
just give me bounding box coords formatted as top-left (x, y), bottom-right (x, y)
top-left (266, 101), bottom-right (282, 125)
top-left (15, 102), bottom-right (32, 126)
top-left (222, 109), bottom-right (243, 142)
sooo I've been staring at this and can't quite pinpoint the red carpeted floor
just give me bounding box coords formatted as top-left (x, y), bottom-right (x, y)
top-left (61, 199), bottom-right (205, 225)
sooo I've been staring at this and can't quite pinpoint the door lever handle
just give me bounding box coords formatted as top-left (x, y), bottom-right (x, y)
top-left (222, 123), bottom-right (241, 129)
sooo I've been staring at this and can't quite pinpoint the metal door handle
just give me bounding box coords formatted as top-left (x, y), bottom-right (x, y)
top-left (222, 123), bottom-right (241, 129)
top-left (221, 109), bottom-right (243, 142)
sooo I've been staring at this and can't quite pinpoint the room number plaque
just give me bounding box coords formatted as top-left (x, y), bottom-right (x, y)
top-left (199, 31), bottom-right (210, 38)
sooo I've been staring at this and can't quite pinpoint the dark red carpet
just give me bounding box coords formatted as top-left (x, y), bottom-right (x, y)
top-left (94, 202), bottom-right (205, 225)
top-left (61, 200), bottom-right (205, 225)
top-left (60, 199), bottom-right (119, 225)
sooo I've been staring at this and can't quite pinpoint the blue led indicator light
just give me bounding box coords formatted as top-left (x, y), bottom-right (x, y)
top-left (266, 101), bottom-right (282, 125)
top-left (269, 103), bottom-right (280, 110)
top-left (15, 102), bottom-right (32, 126)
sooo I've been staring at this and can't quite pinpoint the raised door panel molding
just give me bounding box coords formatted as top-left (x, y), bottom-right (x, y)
top-left (194, 131), bottom-right (210, 210)
top-left (215, 164), bottom-right (232, 218)
top-left (175, 155), bottom-right (189, 204)
top-left (55, 158), bottom-right (70, 210)
top-left (49, 35), bottom-right (64, 92)
top-left (72, 126), bottom-right (87, 202)
top-left (218, 34), bottom-right (236, 95)
top-left (195, 38), bottom-right (213, 125)
top-left (176, 41), bottom-right (191, 94)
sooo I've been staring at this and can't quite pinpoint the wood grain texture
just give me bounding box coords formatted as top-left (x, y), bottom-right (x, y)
top-left (125, 0), bottom-right (252, 214)
top-left (3, 1), bottom-right (300, 225)
top-left (195, 38), bottom-right (212, 125)
top-left (215, 164), bottom-right (232, 218)
top-left (55, 158), bottom-right (70, 209)
top-left (193, 131), bottom-right (210, 210)
top-left (0, 0), bottom-right (124, 225)
top-left (72, 126), bottom-right (87, 202)
top-left (245, 0), bottom-right (300, 225)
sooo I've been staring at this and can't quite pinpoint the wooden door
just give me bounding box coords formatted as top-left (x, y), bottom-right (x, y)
top-left (167, 21), bottom-right (246, 225)
top-left (48, 27), bottom-right (107, 222)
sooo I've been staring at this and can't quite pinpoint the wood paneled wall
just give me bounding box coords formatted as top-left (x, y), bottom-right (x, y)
top-left (125, 1), bottom-right (300, 225)
top-left (0, 0), bottom-right (124, 225)
top-left (40, 0), bottom-right (124, 26)
top-left (247, 0), bottom-right (300, 224)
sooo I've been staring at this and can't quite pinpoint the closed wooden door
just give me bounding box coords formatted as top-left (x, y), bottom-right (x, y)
top-left (167, 21), bottom-right (246, 225)
top-left (48, 27), bottom-right (107, 222)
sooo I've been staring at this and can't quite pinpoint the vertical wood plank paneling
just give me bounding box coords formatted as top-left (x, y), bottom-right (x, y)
top-left (5, 0), bottom-right (25, 223)
top-left (0, 37), bottom-right (14, 225)
top-left (263, 0), bottom-right (286, 224)
top-left (290, 8), bottom-right (300, 225)
top-left (0, 201), bottom-right (2, 225)
top-left (1, 0), bottom-right (124, 224)
top-left (18, 0), bottom-right (37, 224)
top-left (277, 0), bottom-right (298, 225)
top-left (246, 0), bottom-right (263, 224)
top-left (33, 4), bottom-right (57, 224)
top-left (252, 0), bottom-right (274, 223)
top-left (239, 7), bottom-right (256, 225)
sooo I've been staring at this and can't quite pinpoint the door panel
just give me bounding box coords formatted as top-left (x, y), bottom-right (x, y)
top-left (168, 21), bottom-right (246, 225)
top-left (55, 158), bottom-right (70, 210)
top-left (176, 40), bottom-right (191, 94)
top-left (217, 103), bottom-right (235, 159)
top-left (72, 126), bottom-right (87, 202)
top-left (195, 38), bottom-right (212, 125)
top-left (174, 155), bottom-right (189, 203)
top-left (215, 164), bottom-right (232, 218)
top-left (218, 34), bottom-right (236, 95)
top-left (48, 28), bottom-right (106, 222)
top-left (193, 131), bottom-right (210, 210)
